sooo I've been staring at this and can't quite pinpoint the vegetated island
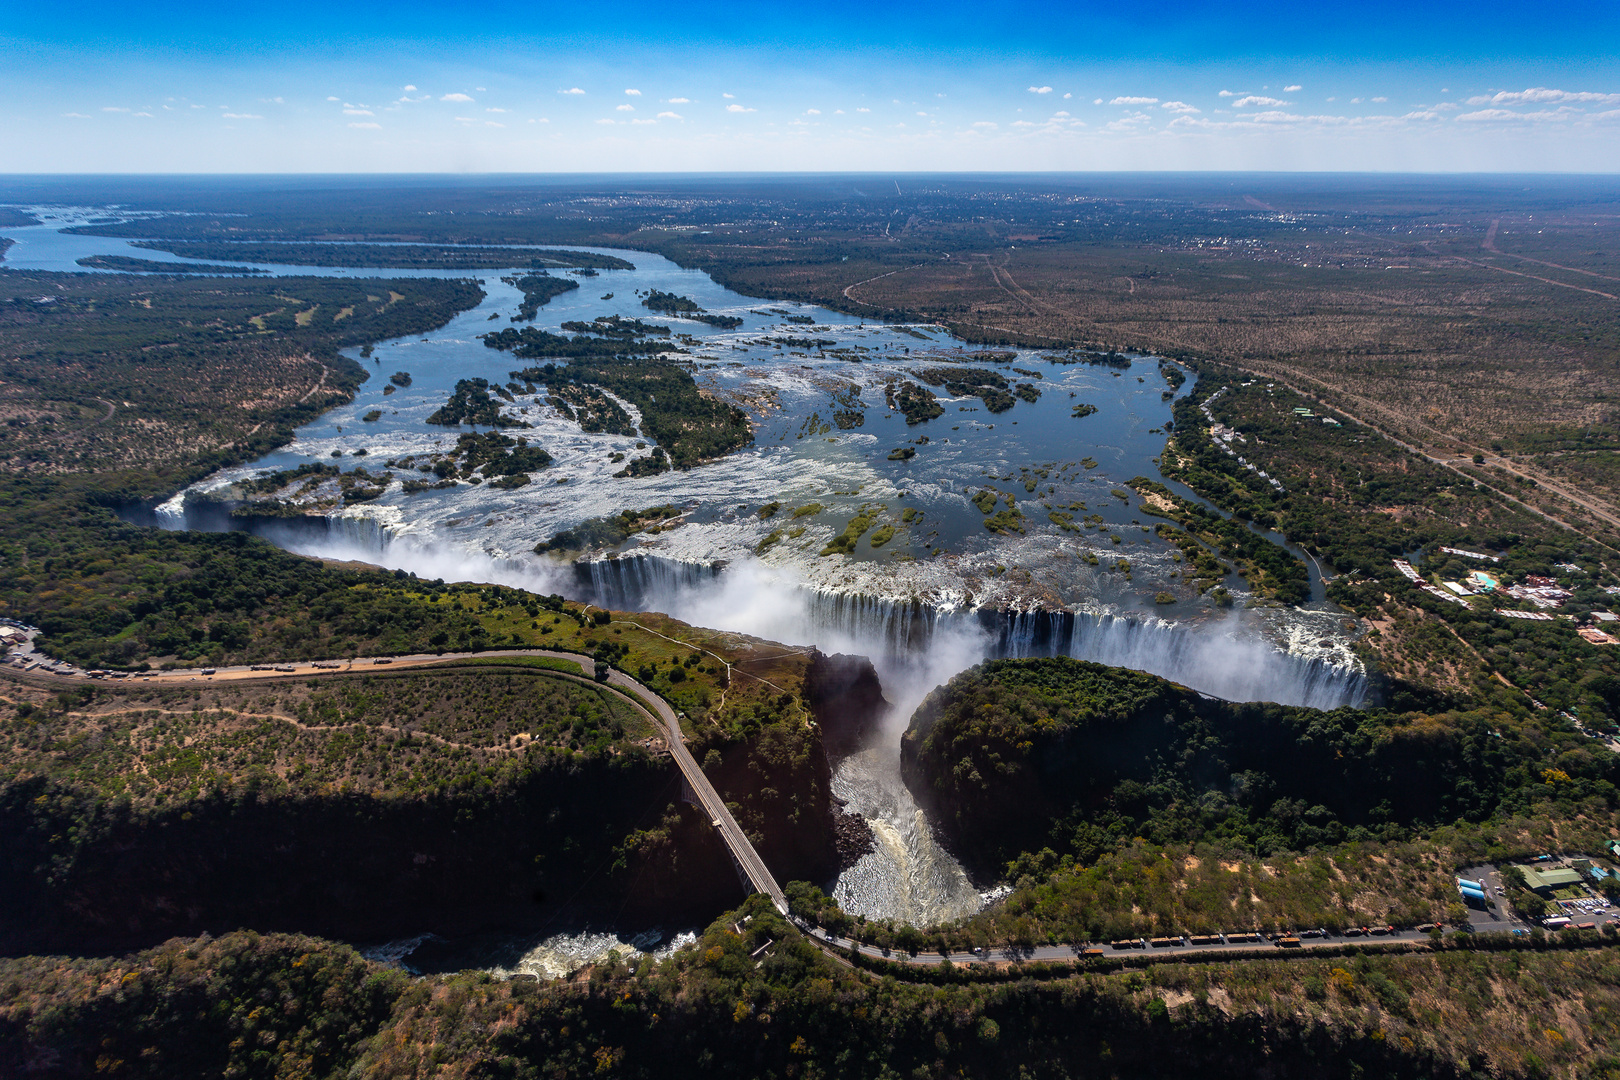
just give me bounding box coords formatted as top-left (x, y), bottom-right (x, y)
top-left (76, 254), bottom-right (267, 275)
top-left (643, 288), bottom-right (744, 329)
top-left (504, 271), bottom-right (579, 320)
top-left (129, 240), bottom-right (636, 271)
top-left (484, 323), bottom-right (751, 471)
top-left (426, 377), bottom-right (532, 429)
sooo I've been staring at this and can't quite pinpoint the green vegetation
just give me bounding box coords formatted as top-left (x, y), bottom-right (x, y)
top-left (561, 314), bottom-right (671, 338)
top-left (884, 378), bottom-right (944, 424)
top-left (126, 240), bottom-right (635, 270)
top-left (0, 272), bottom-right (479, 476)
top-left (1130, 477), bottom-right (1310, 605)
top-left (426, 377), bottom-right (530, 428)
top-left (887, 446), bottom-right (915, 461)
top-left (820, 506), bottom-right (883, 556)
top-left (1163, 371), bottom-right (1620, 712)
top-left (971, 489), bottom-right (1000, 514)
top-left (1071, 403), bottom-right (1098, 419)
top-left (545, 381), bottom-right (637, 435)
top-left (505, 359), bottom-right (745, 469)
top-left (536, 505), bottom-right (681, 553)
top-left (75, 254), bottom-right (265, 274)
top-left (642, 289), bottom-right (743, 328)
top-left (446, 430), bottom-right (552, 478)
top-left (901, 657), bottom-right (1620, 879)
top-left (984, 508), bottom-right (1025, 535)
top-left (912, 366), bottom-right (1016, 412)
top-left (505, 271), bottom-right (580, 320)
top-left (16, 904), bottom-right (1620, 1078)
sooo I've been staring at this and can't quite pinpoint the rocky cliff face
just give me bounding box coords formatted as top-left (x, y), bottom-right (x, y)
top-left (698, 650), bottom-right (890, 889)
top-left (0, 754), bottom-right (745, 956)
top-left (804, 652), bottom-right (891, 759)
top-left (0, 649), bottom-right (895, 957)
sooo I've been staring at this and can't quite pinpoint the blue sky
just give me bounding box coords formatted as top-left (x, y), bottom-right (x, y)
top-left (6, 0), bottom-right (1619, 172)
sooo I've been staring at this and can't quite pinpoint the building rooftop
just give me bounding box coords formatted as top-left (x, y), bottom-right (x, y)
top-left (1524, 865), bottom-right (1584, 891)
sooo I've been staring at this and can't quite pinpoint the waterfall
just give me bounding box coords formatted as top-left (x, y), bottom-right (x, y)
top-left (578, 553), bottom-right (1369, 711)
top-left (121, 498), bottom-right (1372, 925)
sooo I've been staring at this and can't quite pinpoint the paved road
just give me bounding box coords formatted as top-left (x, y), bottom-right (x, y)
top-left (795, 924), bottom-right (1458, 968)
top-left (3, 637), bottom-right (791, 916)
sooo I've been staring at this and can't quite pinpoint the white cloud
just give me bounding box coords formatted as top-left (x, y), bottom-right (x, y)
top-left (223, 112), bottom-right (263, 119)
top-left (1372, 96), bottom-right (1388, 103)
top-left (102, 106), bottom-right (131, 112)
top-left (972, 120), bottom-right (997, 128)
top-left (804, 108), bottom-right (819, 115)
top-left (1456, 106), bottom-right (1585, 123)
top-left (1161, 101), bottom-right (1200, 114)
top-left (625, 88), bottom-right (641, 96)
top-left (486, 107), bottom-right (506, 113)
top-left (441, 93), bottom-right (474, 102)
top-left (1063, 92), bottom-right (1071, 99)
top-left (1110, 96), bottom-right (1158, 105)
top-left (1012, 120), bottom-right (1035, 128)
top-left (657, 111), bottom-right (683, 120)
top-left (667, 97), bottom-right (690, 104)
top-left (1028, 86), bottom-right (1053, 94)
top-left (857, 107), bottom-right (870, 113)
top-left (916, 111), bottom-right (928, 117)
top-left (1052, 111), bottom-right (1070, 118)
top-left (723, 92), bottom-right (735, 99)
top-left (1468, 87), bottom-right (1620, 106)
top-left (266, 96), bottom-right (285, 104)
top-left (402, 85), bottom-right (416, 92)
top-left (1218, 90), bottom-right (1237, 97)
top-left (1232, 95), bottom-right (1289, 107)
top-left (560, 87), bottom-right (585, 95)
top-left (531, 118), bottom-right (549, 123)
top-left (476, 88), bottom-right (486, 92)
top-left (726, 103), bottom-right (754, 113)
top-left (486, 121), bottom-right (504, 127)
top-left (348, 121), bottom-right (381, 129)
top-left (616, 103), bottom-right (634, 111)
top-left (595, 118), bottom-right (615, 125)
top-left (326, 96), bottom-right (340, 102)
top-left (454, 117), bottom-right (475, 124)
top-left (63, 112), bottom-right (90, 119)
top-left (135, 112), bottom-right (153, 117)
top-left (343, 109), bottom-right (373, 116)
top-left (1093, 98), bottom-right (1103, 105)
top-left (1351, 97), bottom-right (1363, 103)
top-left (1284, 85), bottom-right (1303, 93)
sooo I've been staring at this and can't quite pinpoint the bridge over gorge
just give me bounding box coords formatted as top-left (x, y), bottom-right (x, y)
top-left (3, 638), bottom-right (791, 916)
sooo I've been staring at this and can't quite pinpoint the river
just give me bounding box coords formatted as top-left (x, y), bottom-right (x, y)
top-left (5, 204), bottom-right (1370, 933)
